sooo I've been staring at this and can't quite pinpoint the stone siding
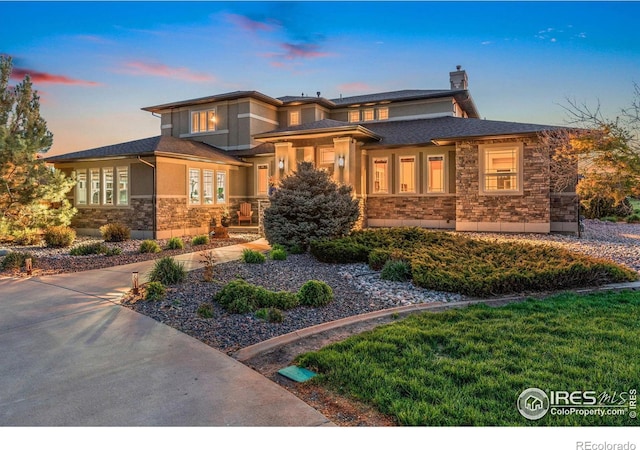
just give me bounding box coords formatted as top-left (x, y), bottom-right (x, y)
top-left (71, 198), bottom-right (153, 234)
top-left (367, 195), bottom-right (456, 221)
top-left (456, 139), bottom-right (550, 226)
top-left (550, 193), bottom-right (579, 223)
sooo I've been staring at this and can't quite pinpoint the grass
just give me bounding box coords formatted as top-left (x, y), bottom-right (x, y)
top-left (295, 290), bottom-right (640, 426)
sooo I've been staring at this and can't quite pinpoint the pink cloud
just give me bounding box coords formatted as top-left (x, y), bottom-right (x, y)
top-left (225, 13), bottom-right (275, 32)
top-left (120, 61), bottom-right (215, 82)
top-left (11, 67), bottom-right (100, 86)
top-left (280, 43), bottom-right (330, 60)
top-left (338, 82), bottom-right (374, 93)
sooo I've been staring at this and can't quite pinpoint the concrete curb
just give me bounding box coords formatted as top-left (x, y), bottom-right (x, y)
top-left (233, 280), bottom-right (640, 362)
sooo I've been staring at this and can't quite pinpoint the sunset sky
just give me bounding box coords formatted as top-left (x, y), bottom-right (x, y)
top-left (2, 1), bottom-right (639, 156)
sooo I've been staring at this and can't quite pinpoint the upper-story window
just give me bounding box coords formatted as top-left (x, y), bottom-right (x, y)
top-left (363, 109), bottom-right (375, 121)
top-left (289, 111), bottom-right (300, 126)
top-left (481, 144), bottom-right (522, 193)
top-left (191, 109), bottom-right (216, 134)
top-left (377, 108), bottom-right (389, 120)
top-left (348, 110), bottom-right (360, 123)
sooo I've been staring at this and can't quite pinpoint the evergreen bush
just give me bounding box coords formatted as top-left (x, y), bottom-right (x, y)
top-left (191, 235), bottom-right (210, 246)
top-left (298, 280), bottom-right (333, 307)
top-left (145, 281), bottom-right (166, 301)
top-left (166, 237), bottom-right (184, 250)
top-left (139, 240), bottom-right (161, 254)
top-left (43, 225), bottom-right (76, 248)
top-left (269, 248), bottom-right (287, 260)
top-left (100, 223), bottom-right (130, 242)
top-left (148, 257), bottom-right (186, 285)
top-left (241, 248), bottom-right (266, 263)
top-left (380, 259), bottom-right (412, 282)
top-left (1, 251), bottom-right (36, 270)
top-left (197, 303), bottom-right (215, 318)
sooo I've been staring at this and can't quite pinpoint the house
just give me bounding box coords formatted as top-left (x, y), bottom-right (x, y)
top-left (48, 67), bottom-right (579, 239)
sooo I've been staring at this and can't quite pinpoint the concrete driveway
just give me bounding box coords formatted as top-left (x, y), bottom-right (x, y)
top-left (0, 241), bottom-right (332, 426)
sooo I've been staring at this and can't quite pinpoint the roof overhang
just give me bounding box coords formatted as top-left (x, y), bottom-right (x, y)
top-left (431, 132), bottom-right (544, 146)
top-left (142, 91), bottom-right (283, 113)
top-left (253, 124), bottom-right (381, 143)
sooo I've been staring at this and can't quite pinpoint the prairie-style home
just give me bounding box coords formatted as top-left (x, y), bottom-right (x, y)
top-left (48, 67), bottom-right (578, 239)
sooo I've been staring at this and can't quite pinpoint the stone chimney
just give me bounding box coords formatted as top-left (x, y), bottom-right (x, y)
top-left (449, 65), bottom-right (468, 90)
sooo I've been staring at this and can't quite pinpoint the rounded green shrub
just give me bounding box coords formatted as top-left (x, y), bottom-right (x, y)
top-left (380, 259), bottom-right (412, 282)
top-left (145, 281), bottom-right (166, 301)
top-left (626, 214), bottom-right (640, 223)
top-left (269, 248), bottom-right (287, 261)
top-left (197, 303), bottom-right (215, 319)
top-left (214, 279), bottom-right (256, 310)
top-left (256, 307), bottom-right (284, 323)
top-left (100, 223), bottom-right (130, 242)
top-left (43, 225), bottom-right (76, 248)
top-left (70, 242), bottom-right (108, 256)
top-left (309, 240), bottom-right (369, 264)
top-left (148, 256), bottom-right (186, 285)
top-left (1, 252), bottom-right (36, 270)
top-left (139, 240), bottom-right (161, 254)
top-left (166, 237), bottom-right (184, 250)
top-left (241, 248), bottom-right (266, 263)
top-left (368, 248), bottom-right (392, 271)
top-left (298, 280), bottom-right (333, 307)
top-left (191, 235), bottom-right (210, 246)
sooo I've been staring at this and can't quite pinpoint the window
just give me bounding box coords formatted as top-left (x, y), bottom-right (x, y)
top-left (427, 155), bottom-right (445, 193)
top-left (191, 109), bottom-right (216, 133)
top-left (189, 168), bottom-right (200, 204)
top-left (90, 169), bottom-right (100, 205)
top-left (76, 170), bottom-right (87, 205)
top-left (482, 145), bottom-right (520, 192)
top-left (216, 171), bottom-right (226, 203)
top-left (320, 149), bottom-right (335, 165)
top-left (348, 110), bottom-right (360, 122)
top-left (373, 158), bottom-right (388, 194)
top-left (203, 170), bottom-right (214, 205)
top-left (117, 167), bottom-right (128, 205)
top-left (289, 111), bottom-right (300, 126)
top-left (399, 156), bottom-right (416, 193)
top-left (363, 109), bottom-right (375, 121)
top-left (377, 107), bottom-right (389, 120)
top-left (257, 164), bottom-right (269, 196)
top-left (103, 168), bottom-right (114, 205)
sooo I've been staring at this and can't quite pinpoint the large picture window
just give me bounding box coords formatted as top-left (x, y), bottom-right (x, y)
top-left (427, 155), bottom-right (445, 193)
top-left (373, 158), bottom-right (388, 194)
top-left (482, 145), bottom-right (521, 192)
top-left (399, 156), bottom-right (416, 193)
top-left (76, 170), bottom-right (87, 205)
top-left (191, 109), bottom-right (216, 134)
top-left (257, 164), bottom-right (269, 196)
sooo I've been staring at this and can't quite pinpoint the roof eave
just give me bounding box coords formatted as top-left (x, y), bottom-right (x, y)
top-left (254, 125), bottom-right (381, 142)
top-left (431, 131), bottom-right (546, 146)
top-left (142, 91), bottom-right (283, 113)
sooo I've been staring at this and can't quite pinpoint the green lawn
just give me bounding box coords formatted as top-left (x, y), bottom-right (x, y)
top-left (295, 290), bottom-right (640, 426)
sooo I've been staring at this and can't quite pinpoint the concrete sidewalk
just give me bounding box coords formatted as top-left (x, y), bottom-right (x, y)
top-left (0, 239), bottom-right (333, 426)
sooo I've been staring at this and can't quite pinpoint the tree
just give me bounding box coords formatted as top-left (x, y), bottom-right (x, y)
top-left (263, 161), bottom-right (361, 250)
top-left (0, 55), bottom-right (76, 240)
top-left (542, 85), bottom-right (640, 218)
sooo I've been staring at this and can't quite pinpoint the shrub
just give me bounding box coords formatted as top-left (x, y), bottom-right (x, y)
top-left (368, 248), bottom-right (392, 270)
top-left (271, 243), bottom-right (287, 252)
top-left (214, 279), bottom-right (299, 313)
top-left (255, 307), bottom-right (284, 323)
top-left (1, 252), bottom-right (36, 270)
top-left (43, 225), bottom-right (76, 248)
top-left (145, 281), bottom-right (166, 301)
top-left (148, 256), bottom-right (186, 285)
top-left (166, 237), bottom-right (184, 250)
top-left (70, 242), bottom-right (108, 256)
top-left (298, 280), bottom-right (333, 307)
top-left (241, 248), bottom-right (266, 264)
top-left (100, 223), bottom-right (130, 242)
top-left (191, 235), bottom-right (210, 246)
top-left (139, 240), bottom-right (161, 254)
top-left (380, 259), bottom-right (412, 282)
top-left (626, 214), bottom-right (640, 223)
top-left (197, 303), bottom-right (214, 319)
top-left (310, 240), bottom-right (369, 264)
top-left (12, 229), bottom-right (41, 246)
top-left (288, 243), bottom-right (305, 254)
top-left (269, 248), bottom-right (287, 261)
top-left (263, 161), bottom-right (360, 250)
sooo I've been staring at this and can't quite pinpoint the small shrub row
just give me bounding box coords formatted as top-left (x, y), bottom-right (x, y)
top-left (148, 256), bottom-right (186, 285)
top-left (214, 279), bottom-right (333, 314)
top-left (1, 252), bottom-right (36, 270)
top-left (139, 240), bottom-right (161, 254)
top-left (100, 223), bottom-right (130, 242)
top-left (191, 235), bottom-right (210, 246)
top-left (309, 240), bottom-right (369, 264)
top-left (166, 237), bottom-right (184, 250)
top-left (43, 226), bottom-right (76, 248)
top-left (69, 243), bottom-right (121, 256)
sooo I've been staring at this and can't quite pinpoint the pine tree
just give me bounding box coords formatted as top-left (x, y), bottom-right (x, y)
top-left (0, 55), bottom-right (76, 240)
top-left (263, 161), bottom-right (360, 250)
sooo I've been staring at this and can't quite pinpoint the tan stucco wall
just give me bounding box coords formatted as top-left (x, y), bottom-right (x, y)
top-left (156, 161), bottom-right (186, 195)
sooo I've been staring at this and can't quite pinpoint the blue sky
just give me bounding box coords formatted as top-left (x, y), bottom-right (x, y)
top-left (2, 1), bottom-right (639, 155)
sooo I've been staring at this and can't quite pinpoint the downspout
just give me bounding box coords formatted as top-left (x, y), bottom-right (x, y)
top-left (138, 156), bottom-right (157, 239)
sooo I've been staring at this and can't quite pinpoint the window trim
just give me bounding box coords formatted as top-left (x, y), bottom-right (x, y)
top-left (371, 157), bottom-right (389, 194)
top-left (426, 154), bottom-right (446, 194)
top-left (479, 143), bottom-right (524, 195)
top-left (398, 155), bottom-right (417, 194)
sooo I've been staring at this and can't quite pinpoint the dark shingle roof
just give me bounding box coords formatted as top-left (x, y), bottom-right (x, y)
top-left (46, 135), bottom-right (245, 165)
top-left (142, 91), bottom-right (282, 112)
top-left (253, 119), bottom-right (381, 141)
top-left (226, 142), bottom-right (276, 157)
top-left (331, 89), bottom-right (458, 106)
top-left (362, 116), bottom-right (563, 147)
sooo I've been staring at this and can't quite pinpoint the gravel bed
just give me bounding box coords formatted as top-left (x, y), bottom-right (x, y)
top-left (0, 233), bottom-right (260, 277)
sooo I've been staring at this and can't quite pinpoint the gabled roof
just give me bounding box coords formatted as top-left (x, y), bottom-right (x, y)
top-left (253, 119), bottom-right (381, 142)
top-left (46, 135), bottom-right (248, 166)
top-left (142, 91), bottom-right (282, 113)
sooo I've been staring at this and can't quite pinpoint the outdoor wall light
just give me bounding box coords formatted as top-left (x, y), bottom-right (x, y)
top-left (25, 257), bottom-right (32, 276)
top-left (278, 159), bottom-right (285, 170)
top-left (132, 271), bottom-right (139, 295)
top-left (338, 155), bottom-right (345, 168)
